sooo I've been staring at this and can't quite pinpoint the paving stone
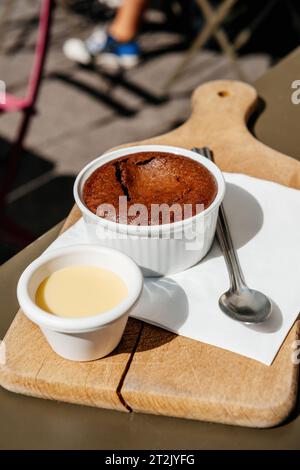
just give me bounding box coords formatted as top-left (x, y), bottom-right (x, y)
top-left (129, 49), bottom-right (270, 96)
top-left (0, 113), bottom-right (23, 143)
top-left (41, 95), bottom-right (191, 175)
top-left (0, 1), bottom-right (89, 90)
top-left (3, 0), bottom-right (39, 22)
top-left (0, 76), bottom-right (116, 149)
top-left (0, 49), bottom-right (34, 90)
top-left (60, 66), bottom-right (141, 114)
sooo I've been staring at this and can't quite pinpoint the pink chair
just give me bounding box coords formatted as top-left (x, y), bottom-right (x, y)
top-left (0, 0), bottom-right (55, 245)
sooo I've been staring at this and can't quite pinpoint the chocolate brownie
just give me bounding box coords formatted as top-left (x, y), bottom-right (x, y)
top-left (83, 151), bottom-right (217, 225)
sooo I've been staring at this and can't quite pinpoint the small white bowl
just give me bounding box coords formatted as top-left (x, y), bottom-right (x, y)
top-left (74, 145), bottom-right (226, 276)
top-left (17, 245), bottom-right (143, 361)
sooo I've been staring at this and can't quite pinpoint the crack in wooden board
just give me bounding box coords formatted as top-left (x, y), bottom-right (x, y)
top-left (121, 323), bottom-right (299, 427)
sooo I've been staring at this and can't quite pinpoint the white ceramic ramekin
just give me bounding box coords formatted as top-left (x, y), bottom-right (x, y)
top-left (74, 145), bottom-right (226, 276)
top-left (17, 245), bottom-right (143, 361)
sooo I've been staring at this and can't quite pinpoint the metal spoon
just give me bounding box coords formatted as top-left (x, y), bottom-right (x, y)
top-left (192, 147), bottom-right (272, 324)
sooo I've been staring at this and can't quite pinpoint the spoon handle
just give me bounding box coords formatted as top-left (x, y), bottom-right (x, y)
top-left (216, 205), bottom-right (246, 291)
top-left (192, 147), bottom-right (246, 291)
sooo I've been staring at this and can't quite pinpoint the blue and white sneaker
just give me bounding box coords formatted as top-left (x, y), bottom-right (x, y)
top-left (63, 29), bottom-right (140, 70)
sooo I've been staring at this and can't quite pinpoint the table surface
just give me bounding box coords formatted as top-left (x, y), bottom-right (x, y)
top-left (1, 48), bottom-right (300, 450)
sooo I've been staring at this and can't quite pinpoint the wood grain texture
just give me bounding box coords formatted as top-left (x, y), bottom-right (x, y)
top-left (0, 313), bottom-right (142, 411)
top-left (122, 323), bottom-right (299, 428)
top-left (0, 80), bottom-right (299, 427)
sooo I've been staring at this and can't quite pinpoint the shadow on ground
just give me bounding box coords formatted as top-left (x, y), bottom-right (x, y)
top-left (5, 174), bottom-right (75, 236)
top-left (0, 136), bottom-right (54, 190)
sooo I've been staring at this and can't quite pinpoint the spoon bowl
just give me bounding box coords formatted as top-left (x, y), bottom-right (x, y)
top-left (219, 287), bottom-right (272, 324)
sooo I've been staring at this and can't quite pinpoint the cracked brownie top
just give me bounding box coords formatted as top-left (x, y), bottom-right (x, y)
top-left (82, 151), bottom-right (217, 225)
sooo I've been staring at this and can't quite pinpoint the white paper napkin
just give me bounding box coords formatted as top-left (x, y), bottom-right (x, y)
top-left (45, 173), bottom-right (300, 365)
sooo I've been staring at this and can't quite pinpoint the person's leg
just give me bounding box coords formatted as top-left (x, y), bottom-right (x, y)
top-left (63, 0), bottom-right (149, 67)
top-left (109, 0), bottom-right (149, 42)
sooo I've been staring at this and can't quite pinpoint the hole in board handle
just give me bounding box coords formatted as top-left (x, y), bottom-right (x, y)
top-left (218, 91), bottom-right (229, 97)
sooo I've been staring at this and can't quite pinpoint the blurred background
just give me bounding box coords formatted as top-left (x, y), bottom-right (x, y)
top-left (1, 0), bottom-right (300, 264)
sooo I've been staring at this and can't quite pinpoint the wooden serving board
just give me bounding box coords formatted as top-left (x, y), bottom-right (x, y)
top-left (1, 80), bottom-right (300, 428)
